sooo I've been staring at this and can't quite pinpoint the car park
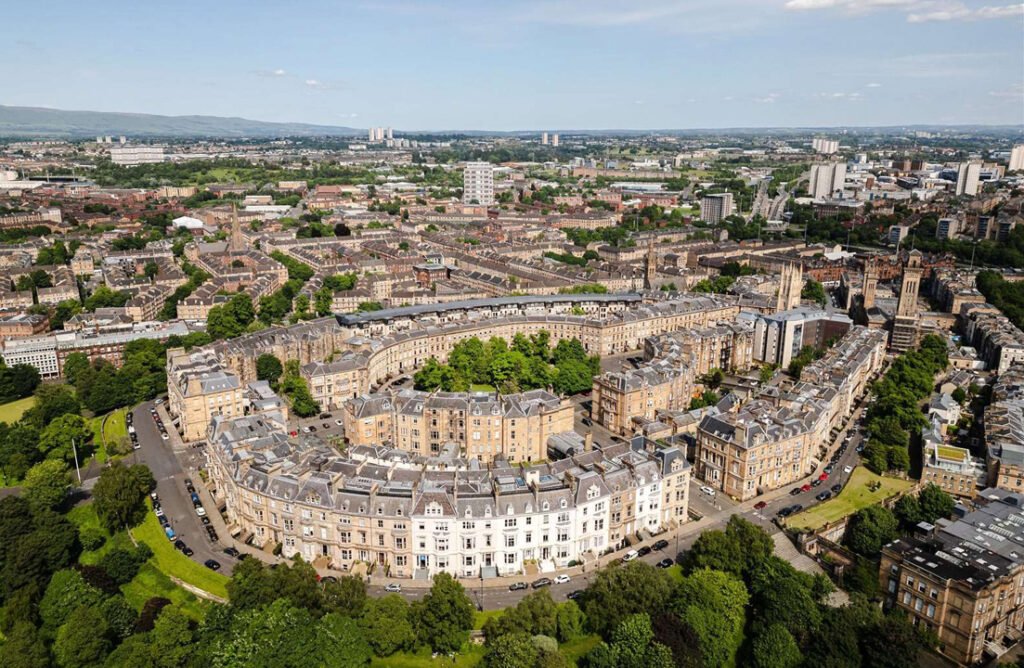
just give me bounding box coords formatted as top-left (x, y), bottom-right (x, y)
top-left (385, 583), bottom-right (402, 593)
top-left (656, 558), bottom-right (674, 568)
top-left (622, 550), bottom-right (639, 563)
top-left (653, 539), bottom-right (669, 551)
top-left (509, 582), bottom-right (528, 591)
top-left (553, 574), bottom-right (570, 585)
top-left (204, 559), bottom-right (221, 571)
top-left (532, 578), bottom-right (553, 589)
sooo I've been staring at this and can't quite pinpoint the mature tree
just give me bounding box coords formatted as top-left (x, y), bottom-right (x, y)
top-left (590, 613), bottom-right (674, 668)
top-left (226, 557), bottom-right (275, 611)
top-left (211, 599), bottom-right (318, 668)
top-left (672, 569), bottom-right (748, 668)
top-left (412, 572), bottom-right (475, 654)
top-left (270, 557), bottom-right (322, 614)
top-left (360, 594), bottom-right (416, 657)
top-left (485, 633), bottom-right (537, 668)
top-left (0, 363), bottom-right (41, 403)
top-left (22, 459), bottom-right (72, 511)
top-left (100, 595), bottom-right (138, 640)
top-left (748, 556), bottom-right (825, 642)
top-left (255, 354), bottom-right (284, 388)
top-left (583, 561), bottom-right (675, 637)
top-left (556, 600), bottom-right (585, 642)
top-left (92, 463), bottom-right (156, 533)
top-left (918, 483), bottom-right (955, 523)
top-left (801, 278), bottom-right (827, 306)
top-left (683, 516), bottom-right (772, 582)
top-left (860, 613), bottom-right (922, 668)
top-left (894, 494), bottom-right (922, 528)
top-left (316, 613), bottom-right (372, 667)
top-left (151, 607), bottom-right (195, 667)
top-left (40, 569), bottom-right (104, 630)
top-left (53, 605), bottom-right (111, 668)
top-left (844, 505), bottom-right (899, 558)
top-left (750, 624), bottom-right (802, 668)
top-left (0, 621), bottom-right (51, 668)
top-left (61, 353), bottom-right (92, 387)
top-left (322, 575), bottom-right (367, 617)
top-left (29, 383), bottom-right (81, 426)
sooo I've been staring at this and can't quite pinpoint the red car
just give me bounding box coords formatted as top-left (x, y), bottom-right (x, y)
top-left (801, 483), bottom-right (812, 492)
top-left (754, 501), bottom-right (767, 510)
top-left (819, 472), bottom-right (829, 481)
top-left (289, 430), bottom-right (298, 437)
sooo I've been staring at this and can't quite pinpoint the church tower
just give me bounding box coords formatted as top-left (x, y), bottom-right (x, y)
top-left (229, 204), bottom-right (245, 253)
top-left (644, 239), bottom-right (656, 290)
top-left (776, 262), bottom-right (802, 312)
top-left (891, 250), bottom-right (924, 351)
top-left (862, 257), bottom-right (878, 311)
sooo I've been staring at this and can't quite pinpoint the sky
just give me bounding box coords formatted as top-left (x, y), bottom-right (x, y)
top-left (1, 0), bottom-right (1022, 130)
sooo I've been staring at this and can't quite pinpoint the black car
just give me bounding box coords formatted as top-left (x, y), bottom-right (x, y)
top-left (224, 547), bottom-right (241, 558)
top-left (637, 546), bottom-right (652, 557)
top-left (182, 546), bottom-right (194, 557)
top-left (201, 516), bottom-right (211, 525)
top-left (777, 506), bottom-right (794, 518)
top-left (320, 576), bottom-right (338, 585)
top-left (566, 590), bottom-right (584, 600)
top-left (790, 504), bottom-right (804, 514)
top-left (508, 582), bottom-right (528, 591)
top-left (831, 484), bottom-right (842, 494)
top-left (656, 558), bottom-right (674, 569)
top-left (174, 540), bottom-right (187, 551)
top-left (652, 539), bottom-right (669, 551)
top-left (204, 559), bottom-right (221, 571)
top-left (815, 491), bottom-right (832, 502)
top-left (810, 479), bottom-right (823, 487)
top-left (531, 578), bottom-right (553, 589)
top-left (789, 487), bottom-right (802, 496)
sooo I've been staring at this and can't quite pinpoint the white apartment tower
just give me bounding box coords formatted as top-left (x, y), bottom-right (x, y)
top-left (700, 193), bottom-right (734, 225)
top-left (956, 161), bottom-right (981, 196)
top-left (808, 162), bottom-right (847, 200)
top-left (812, 138), bottom-right (839, 155)
top-left (463, 162), bottom-right (495, 206)
top-left (1010, 145), bottom-right (1024, 172)
top-left (109, 144), bottom-right (166, 167)
top-left (541, 132), bottom-right (548, 145)
top-left (551, 133), bottom-right (560, 147)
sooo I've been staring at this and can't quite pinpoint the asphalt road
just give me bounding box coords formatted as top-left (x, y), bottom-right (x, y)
top-left (126, 401), bottom-right (239, 574)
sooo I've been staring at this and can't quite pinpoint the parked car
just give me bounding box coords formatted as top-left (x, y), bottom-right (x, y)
top-left (831, 484), bottom-right (843, 494)
top-left (508, 582), bottom-right (528, 591)
top-left (790, 504), bottom-right (804, 514)
top-left (819, 472), bottom-right (829, 481)
top-left (195, 506), bottom-right (207, 517)
top-left (637, 546), bottom-right (652, 557)
top-left (699, 485), bottom-right (716, 497)
top-left (777, 507), bottom-right (794, 518)
top-left (553, 574), bottom-right (571, 585)
top-left (531, 578), bottom-right (553, 589)
top-left (811, 479), bottom-right (823, 488)
top-left (161, 432), bottom-right (169, 441)
top-left (319, 413), bottom-right (332, 420)
top-left (801, 483), bottom-right (812, 492)
top-left (164, 526), bottom-right (176, 540)
top-left (201, 516), bottom-right (211, 525)
top-left (653, 539), bottom-right (669, 551)
top-left (335, 419), bottom-right (344, 426)
top-left (754, 501), bottom-right (768, 510)
top-left (174, 540), bottom-right (187, 551)
top-left (622, 550), bottom-right (639, 563)
top-left (204, 559), bottom-right (221, 571)
top-left (567, 590), bottom-right (584, 600)
top-left (816, 491), bottom-right (832, 502)
top-left (790, 487), bottom-right (802, 496)
top-left (656, 558), bottom-right (674, 569)
top-left (384, 583), bottom-right (402, 593)
top-left (843, 465), bottom-right (853, 474)
top-left (224, 547), bottom-right (241, 558)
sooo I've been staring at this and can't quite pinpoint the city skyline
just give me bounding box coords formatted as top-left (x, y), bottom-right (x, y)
top-left (2, 0), bottom-right (1022, 131)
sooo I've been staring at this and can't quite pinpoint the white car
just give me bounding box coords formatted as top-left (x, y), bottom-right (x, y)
top-left (843, 465), bottom-right (853, 474)
top-left (161, 432), bottom-right (169, 440)
top-left (553, 574), bottom-right (570, 585)
top-left (196, 506), bottom-right (207, 517)
top-left (699, 485), bottom-right (716, 497)
top-left (335, 419), bottom-right (344, 426)
top-left (622, 550), bottom-right (639, 563)
top-left (384, 583), bottom-right (402, 593)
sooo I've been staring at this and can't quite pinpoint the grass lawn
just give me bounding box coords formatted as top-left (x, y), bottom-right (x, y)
top-left (88, 408), bottom-right (129, 464)
top-left (0, 396), bottom-right (35, 424)
top-left (561, 635), bottom-right (602, 664)
top-left (473, 609), bottom-right (502, 630)
top-left (371, 644), bottom-right (486, 668)
top-left (470, 384), bottom-right (496, 393)
top-left (131, 502), bottom-right (230, 599)
top-left (69, 504), bottom-right (208, 619)
top-left (787, 467), bottom-right (915, 531)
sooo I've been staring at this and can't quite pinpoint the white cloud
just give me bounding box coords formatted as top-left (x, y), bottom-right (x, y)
top-left (989, 83), bottom-right (1024, 97)
top-left (753, 93), bottom-right (782, 103)
top-left (908, 2), bottom-right (1024, 22)
top-left (785, 0), bottom-right (1024, 22)
top-left (866, 82), bottom-right (883, 87)
top-left (272, 68), bottom-right (286, 76)
top-left (305, 79), bottom-right (321, 87)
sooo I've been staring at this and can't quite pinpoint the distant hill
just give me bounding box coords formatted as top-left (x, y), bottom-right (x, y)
top-left (0, 105), bottom-right (362, 138)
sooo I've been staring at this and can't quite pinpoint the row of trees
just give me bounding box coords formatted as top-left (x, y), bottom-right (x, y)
top-left (0, 362), bottom-right (41, 403)
top-left (862, 334), bottom-right (948, 474)
top-left (977, 269), bottom-right (1024, 331)
top-left (414, 333), bottom-right (601, 396)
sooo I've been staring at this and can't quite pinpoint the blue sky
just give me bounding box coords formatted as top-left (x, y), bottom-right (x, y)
top-left (1, 0), bottom-right (1022, 130)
